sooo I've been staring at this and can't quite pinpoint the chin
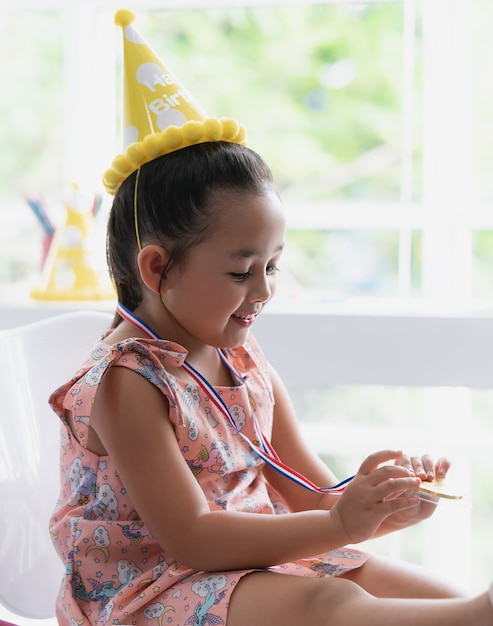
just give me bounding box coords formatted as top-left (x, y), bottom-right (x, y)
top-left (219, 330), bottom-right (251, 350)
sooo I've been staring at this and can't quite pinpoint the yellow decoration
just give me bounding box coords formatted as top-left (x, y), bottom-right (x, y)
top-left (31, 186), bottom-right (115, 301)
top-left (103, 9), bottom-right (247, 195)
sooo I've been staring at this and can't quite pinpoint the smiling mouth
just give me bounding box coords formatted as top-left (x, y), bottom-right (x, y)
top-left (232, 312), bottom-right (259, 324)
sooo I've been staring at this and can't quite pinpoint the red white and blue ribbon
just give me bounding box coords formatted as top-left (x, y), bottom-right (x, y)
top-left (116, 302), bottom-right (353, 495)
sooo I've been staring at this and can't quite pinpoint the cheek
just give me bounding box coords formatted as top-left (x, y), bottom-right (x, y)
top-left (203, 284), bottom-right (243, 316)
top-left (180, 281), bottom-right (230, 313)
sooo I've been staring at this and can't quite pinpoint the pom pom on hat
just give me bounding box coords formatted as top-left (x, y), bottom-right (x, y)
top-left (114, 8), bottom-right (135, 27)
top-left (103, 9), bottom-right (247, 195)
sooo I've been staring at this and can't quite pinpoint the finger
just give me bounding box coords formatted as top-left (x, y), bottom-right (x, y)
top-left (368, 463), bottom-right (416, 488)
top-left (358, 450), bottom-right (404, 476)
top-left (394, 454), bottom-right (413, 473)
top-left (379, 476), bottom-right (421, 502)
top-left (409, 455), bottom-right (431, 480)
top-left (435, 456), bottom-right (451, 479)
top-left (420, 454), bottom-right (435, 479)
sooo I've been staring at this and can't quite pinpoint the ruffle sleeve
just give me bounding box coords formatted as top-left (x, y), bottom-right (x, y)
top-left (49, 336), bottom-right (188, 448)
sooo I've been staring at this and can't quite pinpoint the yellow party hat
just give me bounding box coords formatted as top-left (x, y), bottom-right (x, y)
top-left (30, 185), bottom-right (115, 301)
top-left (103, 9), bottom-right (247, 195)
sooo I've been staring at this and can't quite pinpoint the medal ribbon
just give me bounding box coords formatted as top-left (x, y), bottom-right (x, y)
top-left (116, 302), bottom-right (353, 495)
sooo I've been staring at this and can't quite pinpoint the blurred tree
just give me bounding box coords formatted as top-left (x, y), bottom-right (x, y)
top-left (0, 12), bottom-right (64, 196)
top-left (0, 2), bottom-right (424, 295)
top-left (147, 3), bottom-right (413, 202)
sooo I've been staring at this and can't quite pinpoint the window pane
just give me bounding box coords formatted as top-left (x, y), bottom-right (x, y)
top-left (0, 12), bottom-right (64, 295)
top-left (290, 384), bottom-right (493, 593)
top-left (280, 228), bottom-right (422, 298)
top-left (472, 231), bottom-right (493, 299)
top-left (0, 12), bottom-right (64, 194)
top-left (473, 0), bottom-right (493, 203)
top-left (0, 3), bottom-right (422, 301)
top-left (148, 2), bottom-right (418, 202)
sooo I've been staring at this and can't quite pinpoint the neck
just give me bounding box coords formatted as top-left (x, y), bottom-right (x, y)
top-left (187, 346), bottom-right (234, 387)
top-left (117, 302), bottom-right (234, 387)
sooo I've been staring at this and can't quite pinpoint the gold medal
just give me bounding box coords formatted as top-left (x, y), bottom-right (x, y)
top-left (418, 479), bottom-right (463, 500)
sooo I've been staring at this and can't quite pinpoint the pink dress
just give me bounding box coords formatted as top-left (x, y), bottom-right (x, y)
top-left (49, 333), bottom-right (367, 625)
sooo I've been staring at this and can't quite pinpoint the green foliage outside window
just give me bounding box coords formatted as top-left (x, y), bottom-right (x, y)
top-left (146, 3), bottom-right (412, 202)
top-left (1, 2), bottom-right (493, 298)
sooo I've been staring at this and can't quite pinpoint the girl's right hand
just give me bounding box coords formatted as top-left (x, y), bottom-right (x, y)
top-left (330, 449), bottom-right (421, 544)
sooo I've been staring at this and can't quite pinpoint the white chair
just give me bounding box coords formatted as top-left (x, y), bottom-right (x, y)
top-left (0, 310), bottom-right (113, 624)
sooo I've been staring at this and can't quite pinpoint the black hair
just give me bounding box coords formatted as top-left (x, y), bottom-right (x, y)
top-left (107, 141), bottom-right (276, 326)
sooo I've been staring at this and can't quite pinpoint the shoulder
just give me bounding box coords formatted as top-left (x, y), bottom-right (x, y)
top-left (49, 336), bottom-right (186, 446)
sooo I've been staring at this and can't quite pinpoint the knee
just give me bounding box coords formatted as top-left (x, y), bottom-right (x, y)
top-left (305, 576), bottom-right (370, 626)
top-left (228, 572), bottom-right (371, 626)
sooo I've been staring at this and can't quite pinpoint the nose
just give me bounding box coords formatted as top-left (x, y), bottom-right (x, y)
top-left (248, 273), bottom-right (275, 305)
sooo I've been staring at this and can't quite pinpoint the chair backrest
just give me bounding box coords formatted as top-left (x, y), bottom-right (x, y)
top-left (0, 310), bottom-right (113, 620)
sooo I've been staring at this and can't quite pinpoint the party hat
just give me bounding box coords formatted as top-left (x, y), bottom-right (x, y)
top-left (103, 9), bottom-right (247, 195)
top-left (30, 185), bottom-right (115, 301)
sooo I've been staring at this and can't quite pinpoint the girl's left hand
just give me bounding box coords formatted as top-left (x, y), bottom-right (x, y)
top-left (389, 454), bottom-right (451, 525)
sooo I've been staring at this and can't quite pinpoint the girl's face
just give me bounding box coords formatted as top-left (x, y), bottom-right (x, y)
top-left (162, 188), bottom-right (285, 352)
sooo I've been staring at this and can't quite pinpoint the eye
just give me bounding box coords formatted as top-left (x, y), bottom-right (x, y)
top-left (230, 271), bottom-right (251, 281)
top-left (266, 264), bottom-right (280, 275)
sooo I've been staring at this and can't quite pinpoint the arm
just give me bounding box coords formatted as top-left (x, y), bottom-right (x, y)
top-left (265, 364), bottom-right (450, 538)
top-left (262, 364), bottom-right (343, 512)
top-left (91, 365), bottom-right (345, 570)
top-left (91, 365), bottom-right (423, 572)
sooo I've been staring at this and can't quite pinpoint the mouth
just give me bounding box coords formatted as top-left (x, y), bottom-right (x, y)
top-left (231, 311), bottom-right (260, 327)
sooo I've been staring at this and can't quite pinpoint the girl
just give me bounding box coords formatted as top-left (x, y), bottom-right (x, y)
top-left (49, 141), bottom-right (493, 625)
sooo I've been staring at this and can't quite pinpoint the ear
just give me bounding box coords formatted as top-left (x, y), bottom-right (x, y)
top-left (137, 244), bottom-right (169, 294)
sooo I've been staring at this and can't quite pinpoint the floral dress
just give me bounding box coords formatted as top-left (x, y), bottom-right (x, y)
top-left (49, 333), bottom-right (367, 625)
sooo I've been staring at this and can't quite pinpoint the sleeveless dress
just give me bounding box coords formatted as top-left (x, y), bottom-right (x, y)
top-left (49, 332), bottom-right (367, 625)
